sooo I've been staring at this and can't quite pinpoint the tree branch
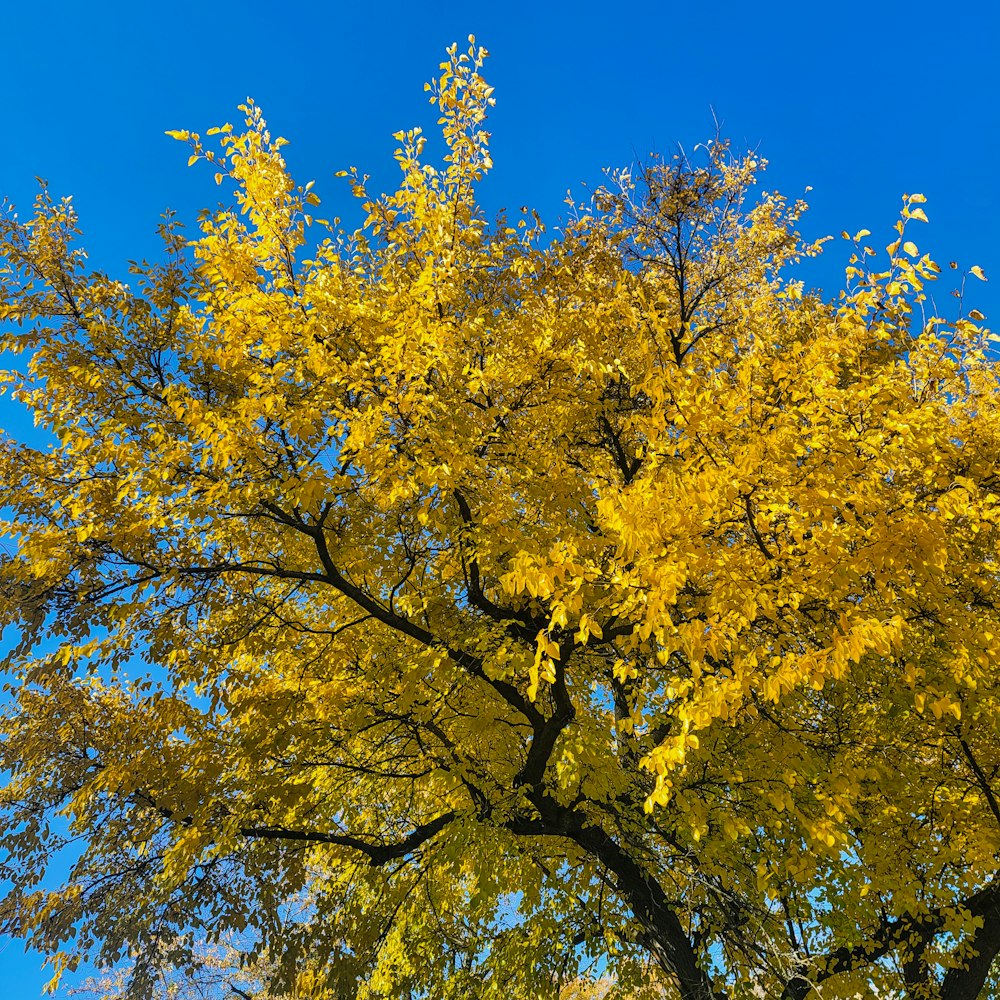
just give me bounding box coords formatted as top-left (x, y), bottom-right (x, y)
top-left (239, 810), bottom-right (455, 867)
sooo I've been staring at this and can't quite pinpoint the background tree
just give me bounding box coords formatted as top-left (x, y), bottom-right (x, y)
top-left (68, 924), bottom-right (623, 1000)
top-left (2, 39), bottom-right (999, 1000)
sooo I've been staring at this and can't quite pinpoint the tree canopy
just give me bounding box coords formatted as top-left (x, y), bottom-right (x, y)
top-left (1, 39), bottom-right (999, 1000)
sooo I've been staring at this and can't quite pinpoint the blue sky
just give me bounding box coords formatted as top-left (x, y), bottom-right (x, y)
top-left (2, 0), bottom-right (998, 994)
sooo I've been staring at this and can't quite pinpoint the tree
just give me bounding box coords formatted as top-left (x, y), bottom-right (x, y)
top-left (67, 923), bottom-right (330, 1000)
top-left (69, 925), bottom-right (622, 1000)
top-left (1, 37), bottom-right (999, 1000)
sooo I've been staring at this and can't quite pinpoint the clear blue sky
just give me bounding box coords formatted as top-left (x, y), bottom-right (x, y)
top-left (2, 0), bottom-right (998, 994)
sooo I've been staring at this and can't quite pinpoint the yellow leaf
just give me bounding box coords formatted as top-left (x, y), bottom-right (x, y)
top-left (970, 265), bottom-right (988, 281)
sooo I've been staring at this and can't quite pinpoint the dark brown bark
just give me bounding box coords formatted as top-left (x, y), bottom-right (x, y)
top-left (240, 811), bottom-right (456, 866)
top-left (509, 797), bottom-right (724, 1000)
top-left (781, 883), bottom-right (1000, 1000)
top-left (940, 884), bottom-right (1000, 1000)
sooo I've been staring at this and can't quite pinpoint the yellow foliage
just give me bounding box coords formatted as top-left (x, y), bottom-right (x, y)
top-left (2, 39), bottom-right (1000, 1000)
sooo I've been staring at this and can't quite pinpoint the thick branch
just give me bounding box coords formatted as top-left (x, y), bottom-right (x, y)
top-left (516, 651), bottom-right (576, 790)
top-left (780, 912), bottom-right (943, 1000)
top-left (509, 799), bottom-right (722, 1000)
top-left (781, 880), bottom-right (1000, 1000)
top-left (240, 810), bottom-right (455, 867)
top-left (940, 881), bottom-right (1000, 1000)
